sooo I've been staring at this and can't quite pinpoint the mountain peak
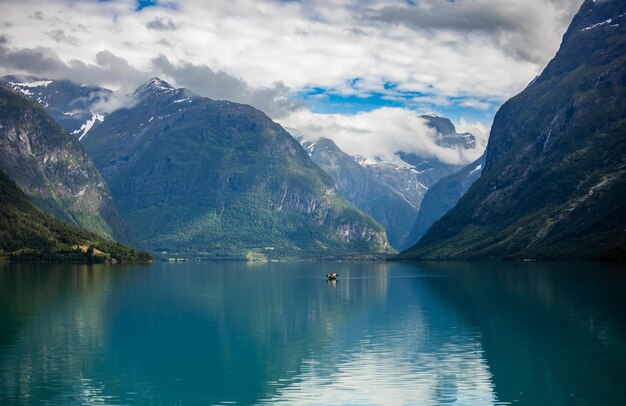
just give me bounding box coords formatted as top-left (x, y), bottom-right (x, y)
top-left (135, 77), bottom-right (175, 95)
top-left (419, 114), bottom-right (456, 136)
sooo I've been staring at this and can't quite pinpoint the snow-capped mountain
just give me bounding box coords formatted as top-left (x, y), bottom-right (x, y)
top-left (300, 137), bottom-right (419, 249)
top-left (1, 75), bottom-right (111, 138)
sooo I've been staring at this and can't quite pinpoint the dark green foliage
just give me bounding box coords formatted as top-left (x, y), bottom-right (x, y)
top-left (398, 0), bottom-right (626, 260)
top-left (0, 170), bottom-right (152, 263)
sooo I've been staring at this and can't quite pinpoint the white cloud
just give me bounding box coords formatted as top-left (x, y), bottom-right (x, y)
top-left (280, 107), bottom-right (484, 165)
top-left (0, 0), bottom-right (581, 102)
top-left (0, 0), bottom-right (582, 163)
top-left (365, 0), bottom-right (582, 65)
top-left (458, 99), bottom-right (493, 111)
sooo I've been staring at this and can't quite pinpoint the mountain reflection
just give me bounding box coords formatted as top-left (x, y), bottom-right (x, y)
top-left (1, 262), bottom-right (624, 405)
top-left (418, 261), bottom-right (626, 405)
top-left (0, 264), bottom-right (119, 403)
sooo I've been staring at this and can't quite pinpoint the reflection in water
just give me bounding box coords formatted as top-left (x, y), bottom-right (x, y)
top-left (0, 262), bottom-right (624, 405)
top-left (0, 264), bottom-right (119, 403)
top-left (419, 262), bottom-right (626, 405)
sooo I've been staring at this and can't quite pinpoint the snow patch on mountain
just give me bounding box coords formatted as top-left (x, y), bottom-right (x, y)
top-left (9, 80), bottom-right (53, 88)
top-left (469, 164), bottom-right (482, 176)
top-left (74, 112), bottom-right (105, 140)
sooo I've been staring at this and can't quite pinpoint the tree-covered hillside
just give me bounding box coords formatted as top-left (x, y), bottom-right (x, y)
top-left (0, 170), bottom-right (152, 263)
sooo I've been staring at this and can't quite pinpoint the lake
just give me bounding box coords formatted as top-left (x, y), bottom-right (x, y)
top-left (0, 261), bottom-right (625, 405)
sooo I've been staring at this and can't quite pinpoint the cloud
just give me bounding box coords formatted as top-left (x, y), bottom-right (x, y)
top-left (365, 0), bottom-right (581, 64)
top-left (0, 0), bottom-right (582, 164)
top-left (280, 108), bottom-right (484, 166)
top-left (458, 99), bottom-right (492, 110)
top-left (456, 118), bottom-right (491, 151)
top-left (46, 29), bottom-right (79, 46)
top-left (0, 36), bottom-right (303, 117)
top-left (0, 0), bottom-right (581, 105)
top-left (150, 55), bottom-right (305, 118)
top-left (147, 17), bottom-right (177, 31)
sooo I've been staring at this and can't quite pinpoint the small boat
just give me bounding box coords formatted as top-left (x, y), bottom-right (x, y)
top-left (326, 272), bottom-right (338, 280)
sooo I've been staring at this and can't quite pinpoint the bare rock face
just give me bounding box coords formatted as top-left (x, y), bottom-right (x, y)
top-left (0, 84), bottom-right (128, 241)
top-left (400, 0), bottom-right (626, 260)
top-left (83, 79), bottom-right (391, 259)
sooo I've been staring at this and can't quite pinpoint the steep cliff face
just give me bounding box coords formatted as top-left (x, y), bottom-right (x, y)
top-left (300, 137), bottom-right (417, 249)
top-left (83, 79), bottom-right (391, 259)
top-left (0, 84), bottom-right (128, 241)
top-left (399, 0), bottom-right (626, 259)
top-left (405, 154), bottom-right (485, 248)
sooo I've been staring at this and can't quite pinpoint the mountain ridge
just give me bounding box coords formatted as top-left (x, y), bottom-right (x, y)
top-left (1, 75), bottom-right (111, 139)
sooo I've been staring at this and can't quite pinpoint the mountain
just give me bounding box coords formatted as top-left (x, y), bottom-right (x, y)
top-left (0, 84), bottom-right (128, 242)
top-left (398, 0), bottom-right (626, 260)
top-left (405, 154), bottom-right (485, 248)
top-left (0, 169), bottom-right (151, 263)
top-left (299, 137), bottom-right (417, 249)
top-left (297, 115), bottom-right (477, 250)
top-left (83, 78), bottom-right (391, 260)
top-left (373, 115), bottom-right (474, 193)
top-left (1, 75), bottom-right (110, 139)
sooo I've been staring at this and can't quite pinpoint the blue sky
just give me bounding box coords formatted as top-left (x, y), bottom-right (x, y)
top-left (297, 87), bottom-right (499, 124)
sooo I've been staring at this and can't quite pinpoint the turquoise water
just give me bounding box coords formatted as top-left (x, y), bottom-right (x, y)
top-left (0, 261), bottom-right (625, 405)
